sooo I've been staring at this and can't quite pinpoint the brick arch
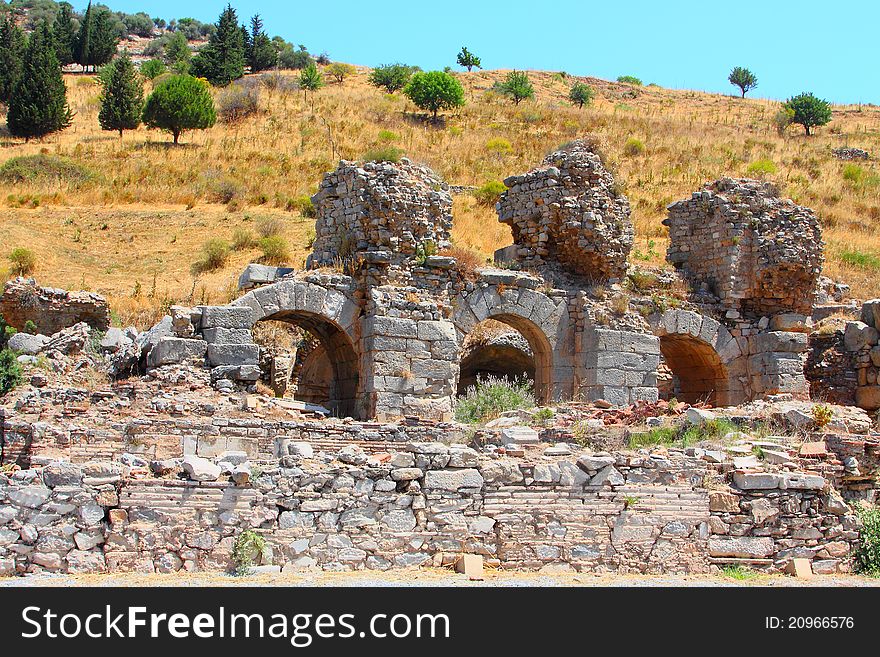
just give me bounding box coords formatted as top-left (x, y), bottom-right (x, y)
top-left (648, 309), bottom-right (744, 407)
top-left (226, 278), bottom-right (365, 418)
top-left (452, 285), bottom-right (568, 404)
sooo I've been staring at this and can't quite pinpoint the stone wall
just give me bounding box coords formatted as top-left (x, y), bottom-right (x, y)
top-left (664, 178), bottom-right (824, 317)
top-left (310, 158), bottom-right (453, 268)
top-left (497, 139), bottom-right (634, 282)
top-left (0, 278), bottom-right (111, 334)
top-left (0, 444), bottom-right (857, 576)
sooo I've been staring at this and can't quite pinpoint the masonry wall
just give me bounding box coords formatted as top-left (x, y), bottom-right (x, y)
top-left (0, 444), bottom-right (858, 576)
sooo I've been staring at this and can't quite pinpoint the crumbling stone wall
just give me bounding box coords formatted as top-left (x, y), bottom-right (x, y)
top-left (497, 139), bottom-right (634, 282)
top-left (0, 278), bottom-right (111, 334)
top-left (709, 472), bottom-right (857, 574)
top-left (309, 158), bottom-right (454, 268)
top-left (0, 445), bottom-right (857, 576)
top-left (664, 178), bottom-right (824, 317)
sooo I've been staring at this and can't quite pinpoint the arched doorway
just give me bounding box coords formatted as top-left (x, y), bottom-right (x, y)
top-left (658, 334), bottom-right (729, 406)
top-left (458, 319), bottom-right (536, 394)
top-left (253, 309), bottom-right (361, 418)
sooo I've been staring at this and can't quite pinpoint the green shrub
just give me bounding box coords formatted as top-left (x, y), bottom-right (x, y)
top-left (377, 129), bottom-right (399, 142)
top-left (192, 238), bottom-right (230, 274)
top-left (0, 348), bottom-right (22, 395)
top-left (258, 236), bottom-right (290, 264)
top-left (368, 63), bottom-right (417, 94)
top-left (623, 137), bottom-right (645, 157)
top-left (839, 248), bottom-right (880, 270)
top-left (842, 164), bottom-right (879, 188)
top-left (326, 62), bottom-right (356, 84)
top-left (773, 106), bottom-right (795, 136)
top-left (8, 247), bottom-right (36, 276)
top-left (628, 417), bottom-right (739, 449)
top-left (232, 227), bottom-right (256, 251)
top-left (746, 158), bottom-right (777, 176)
top-left (140, 58), bottom-right (166, 80)
top-left (454, 375), bottom-right (535, 424)
top-left (486, 137), bottom-right (512, 155)
top-left (363, 146), bottom-right (404, 163)
top-left (0, 154), bottom-right (94, 186)
top-left (291, 194), bottom-right (316, 217)
top-left (474, 180), bottom-right (507, 206)
top-left (142, 74), bottom-right (217, 144)
top-left (617, 75), bottom-right (642, 85)
top-left (231, 529), bottom-right (266, 577)
top-left (855, 503), bottom-right (880, 576)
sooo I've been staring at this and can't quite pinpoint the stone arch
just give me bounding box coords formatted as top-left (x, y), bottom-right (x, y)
top-left (228, 278), bottom-right (364, 418)
top-left (649, 309), bottom-right (744, 407)
top-left (452, 284), bottom-right (568, 404)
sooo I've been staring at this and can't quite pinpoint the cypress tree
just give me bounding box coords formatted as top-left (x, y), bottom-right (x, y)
top-left (75, 1), bottom-right (92, 70)
top-left (190, 4), bottom-right (245, 86)
top-left (0, 12), bottom-right (26, 104)
top-left (8, 23), bottom-right (74, 141)
top-left (52, 2), bottom-right (77, 66)
top-left (248, 14), bottom-right (275, 72)
top-left (90, 6), bottom-right (119, 68)
top-left (98, 50), bottom-right (143, 137)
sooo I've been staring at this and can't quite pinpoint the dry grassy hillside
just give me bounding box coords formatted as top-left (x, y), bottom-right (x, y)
top-left (1, 67), bottom-right (879, 327)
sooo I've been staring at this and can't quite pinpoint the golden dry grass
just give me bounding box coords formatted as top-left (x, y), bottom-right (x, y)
top-left (1, 67), bottom-right (879, 327)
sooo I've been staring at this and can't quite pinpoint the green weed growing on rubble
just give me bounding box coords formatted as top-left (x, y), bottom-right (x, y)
top-left (232, 529), bottom-right (266, 577)
top-left (627, 418), bottom-right (739, 449)
top-left (854, 503), bottom-right (880, 576)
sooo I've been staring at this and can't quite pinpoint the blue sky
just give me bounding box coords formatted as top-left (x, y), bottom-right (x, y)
top-left (108, 0), bottom-right (879, 104)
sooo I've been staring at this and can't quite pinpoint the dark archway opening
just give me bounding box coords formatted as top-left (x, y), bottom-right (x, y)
top-left (457, 316), bottom-right (552, 404)
top-left (658, 334), bottom-right (729, 407)
top-left (253, 310), bottom-right (361, 418)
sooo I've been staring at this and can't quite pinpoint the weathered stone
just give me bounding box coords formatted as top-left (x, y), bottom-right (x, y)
top-left (709, 536), bottom-right (775, 558)
top-left (423, 469), bottom-right (483, 491)
top-left (182, 455), bottom-right (221, 482)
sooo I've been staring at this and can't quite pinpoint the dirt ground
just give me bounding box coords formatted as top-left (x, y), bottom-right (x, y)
top-left (1, 568), bottom-right (877, 588)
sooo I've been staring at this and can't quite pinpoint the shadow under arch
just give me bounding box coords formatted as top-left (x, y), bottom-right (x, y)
top-left (258, 309), bottom-right (362, 419)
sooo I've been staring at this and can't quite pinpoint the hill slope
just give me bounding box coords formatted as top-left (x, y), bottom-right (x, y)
top-left (1, 67), bottom-right (879, 326)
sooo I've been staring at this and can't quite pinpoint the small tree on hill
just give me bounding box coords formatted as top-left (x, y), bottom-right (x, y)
top-left (299, 62), bottom-right (323, 95)
top-left (498, 70), bottom-right (534, 105)
top-left (456, 46), bottom-right (481, 72)
top-left (52, 1), bottom-right (77, 66)
top-left (142, 74), bottom-right (216, 144)
top-left (404, 70), bottom-right (465, 121)
top-left (99, 50), bottom-right (144, 137)
top-left (0, 12), bottom-right (26, 105)
top-left (247, 14), bottom-right (275, 72)
top-left (75, 2), bottom-right (117, 72)
top-left (8, 23), bottom-right (74, 141)
top-left (368, 63), bottom-right (416, 93)
top-left (326, 62), bottom-right (355, 84)
top-left (190, 4), bottom-right (245, 86)
top-left (783, 92), bottom-right (832, 136)
top-left (728, 66), bottom-right (757, 97)
top-left (568, 82), bottom-right (594, 108)
top-left (164, 30), bottom-right (190, 67)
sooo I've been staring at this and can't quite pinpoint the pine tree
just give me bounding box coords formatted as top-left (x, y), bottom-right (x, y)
top-left (0, 12), bottom-right (26, 104)
top-left (248, 14), bottom-right (275, 72)
top-left (98, 50), bottom-right (143, 137)
top-left (190, 4), bottom-right (245, 86)
top-left (142, 74), bottom-right (216, 144)
top-left (52, 2), bottom-right (77, 66)
top-left (8, 23), bottom-right (74, 141)
top-left (75, 1), bottom-right (92, 70)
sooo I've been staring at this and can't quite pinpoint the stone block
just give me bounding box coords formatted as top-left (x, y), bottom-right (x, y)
top-left (709, 536), bottom-right (775, 558)
top-left (455, 554), bottom-right (484, 580)
top-left (147, 337), bottom-right (207, 367)
top-left (202, 327), bottom-right (254, 344)
top-left (207, 343), bottom-right (260, 367)
top-left (200, 306), bottom-right (255, 329)
top-left (423, 469), bottom-right (483, 491)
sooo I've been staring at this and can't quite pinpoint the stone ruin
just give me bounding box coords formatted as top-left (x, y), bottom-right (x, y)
top-left (0, 278), bottom-right (110, 335)
top-left (309, 158), bottom-right (453, 268)
top-left (664, 178), bottom-right (824, 317)
top-left (497, 140), bottom-right (633, 281)
top-left (2, 137), bottom-right (877, 578)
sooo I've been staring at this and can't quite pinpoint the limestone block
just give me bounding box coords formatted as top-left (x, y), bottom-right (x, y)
top-left (423, 469), bottom-right (484, 491)
top-left (709, 536), bottom-right (775, 558)
top-left (200, 306), bottom-right (255, 329)
top-left (147, 337), bottom-right (207, 367)
top-left (206, 343), bottom-right (260, 367)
